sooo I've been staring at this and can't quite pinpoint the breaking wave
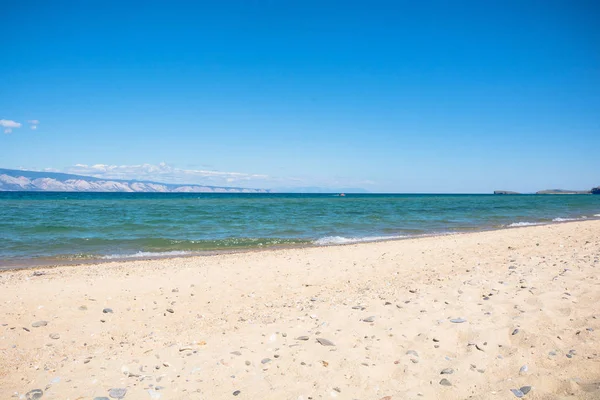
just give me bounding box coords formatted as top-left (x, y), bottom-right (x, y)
top-left (314, 235), bottom-right (408, 245)
top-left (102, 251), bottom-right (193, 260)
top-left (552, 217), bottom-right (586, 222)
top-left (506, 222), bottom-right (543, 227)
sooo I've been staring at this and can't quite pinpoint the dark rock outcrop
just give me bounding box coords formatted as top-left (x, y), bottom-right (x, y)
top-left (536, 189), bottom-right (591, 194)
top-left (592, 187), bottom-right (600, 194)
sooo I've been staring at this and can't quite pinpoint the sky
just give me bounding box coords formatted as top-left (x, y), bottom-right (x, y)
top-left (1, 1), bottom-right (599, 193)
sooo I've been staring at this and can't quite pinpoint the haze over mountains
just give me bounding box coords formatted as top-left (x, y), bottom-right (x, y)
top-left (0, 168), bottom-right (270, 193)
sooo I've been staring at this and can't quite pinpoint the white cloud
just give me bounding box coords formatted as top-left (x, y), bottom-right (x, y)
top-left (28, 120), bottom-right (39, 129)
top-left (65, 162), bottom-right (271, 187)
top-left (0, 119), bottom-right (22, 129)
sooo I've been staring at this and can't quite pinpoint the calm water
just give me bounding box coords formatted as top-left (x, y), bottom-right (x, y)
top-left (1, 192), bottom-right (599, 265)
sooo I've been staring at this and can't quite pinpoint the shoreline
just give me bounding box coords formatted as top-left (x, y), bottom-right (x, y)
top-left (1, 220), bottom-right (599, 399)
top-left (0, 217), bottom-right (597, 271)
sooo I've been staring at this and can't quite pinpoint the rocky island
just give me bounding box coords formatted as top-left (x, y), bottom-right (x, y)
top-left (494, 187), bottom-right (600, 195)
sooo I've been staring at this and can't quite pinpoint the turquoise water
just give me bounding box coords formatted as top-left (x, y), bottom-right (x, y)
top-left (1, 192), bottom-right (599, 265)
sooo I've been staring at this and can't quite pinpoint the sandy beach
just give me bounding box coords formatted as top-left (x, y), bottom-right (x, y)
top-left (1, 220), bottom-right (599, 400)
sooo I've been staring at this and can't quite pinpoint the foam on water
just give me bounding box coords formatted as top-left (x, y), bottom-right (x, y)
top-left (102, 251), bottom-right (192, 260)
top-left (314, 235), bottom-right (408, 245)
top-left (552, 217), bottom-right (584, 222)
top-left (506, 222), bottom-right (543, 227)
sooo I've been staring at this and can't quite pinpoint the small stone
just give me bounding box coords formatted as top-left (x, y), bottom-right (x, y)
top-left (410, 358), bottom-right (419, 364)
top-left (440, 368), bottom-right (454, 374)
top-left (31, 321), bottom-right (48, 328)
top-left (166, 309), bottom-right (174, 313)
top-left (450, 318), bottom-right (466, 323)
top-left (231, 351), bottom-right (242, 356)
top-left (406, 350), bottom-right (419, 357)
top-left (172, 288), bottom-right (179, 292)
top-left (519, 365), bottom-right (528, 374)
top-left (432, 338), bottom-right (440, 342)
top-left (261, 358), bottom-right (271, 364)
top-left (108, 388), bottom-right (127, 399)
top-left (49, 333), bottom-right (60, 340)
top-left (520, 386), bottom-right (532, 395)
top-left (333, 387), bottom-right (341, 393)
top-left (362, 316), bottom-right (376, 323)
top-left (26, 389), bottom-right (43, 400)
top-left (510, 388), bottom-right (524, 398)
top-left (512, 329), bottom-right (520, 335)
top-left (439, 378), bottom-right (452, 386)
top-left (296, 336), bottom-right (309, 341)
top-left (316, 338), bottom-right (335, 346)
top-left (245, 361), bottom-right (251, 366)
top-left (79, 305), bottom-right (88, 311)
top-left (103, 308), bottom-right (113, 314)
top-left (233, 390), bottom-right (241, 396)
top-left (147, 390), bottom-right (161, 399)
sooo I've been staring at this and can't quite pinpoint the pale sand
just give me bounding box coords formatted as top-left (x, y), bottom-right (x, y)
top-left (1, 221), bottom-right (600, 400)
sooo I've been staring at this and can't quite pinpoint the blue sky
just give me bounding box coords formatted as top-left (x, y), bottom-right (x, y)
top-left (1, 1), bottom-right (599, 192)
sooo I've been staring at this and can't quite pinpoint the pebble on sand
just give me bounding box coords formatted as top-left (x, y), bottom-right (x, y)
top-left (26, 389), bottom-right (43, 400)
top-left (450, 318), bottom-right (467, 323)
top-left (362, 316), bottom-right (376, 323)
top-left (108, 388), bottom-right (127, 399)
top-left (439, 378), bottom-right (452, 386)
top-left (520, 386), bottom-right (532, 395)
top-left (31, 321), bottom-right (48, 328)
top-left (49, 333), bottom-right (60, 340)
top-left (261, 358), bottom-right (272, 364)
top-left (440, 368), bottom-right (454, 374)
top-left (316, 338), bottom-right (335, 346)
top-left (103, 308), bottom-right (113, 314)
top-left (512, 328), bottom-right (520, 335)
top-left (233, 390), bottom-right (241, 396)
top-left (296, 336), bottom-right (310, 341)
top-left (519, 365), bottom-right (528, 374)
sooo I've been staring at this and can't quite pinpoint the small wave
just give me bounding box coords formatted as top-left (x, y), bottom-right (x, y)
top-left (102, 250), bottom-right (192, 260)
top-left (552, 217), bottom-right (584, 222)
top-left (314, 235), bottom-right (407, 245)
top-left (506, 222), bottom-right (543, 227)
top-left (595, 214), bottom-right (600, 217)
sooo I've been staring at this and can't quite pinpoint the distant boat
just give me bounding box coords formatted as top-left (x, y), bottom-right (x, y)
top-left (339, 193), bottom-right (346, 197)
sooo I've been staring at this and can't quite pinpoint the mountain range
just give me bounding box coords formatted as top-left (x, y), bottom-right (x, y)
top-left (0, 168), bottom-right (270, 193)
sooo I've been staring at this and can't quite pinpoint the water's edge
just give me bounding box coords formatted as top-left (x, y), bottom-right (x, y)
top-left (1, 218), bottom-right (595, 271)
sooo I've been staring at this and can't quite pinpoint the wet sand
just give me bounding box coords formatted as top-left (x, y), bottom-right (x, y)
top-left (1, 220), bottom-right (599, 399)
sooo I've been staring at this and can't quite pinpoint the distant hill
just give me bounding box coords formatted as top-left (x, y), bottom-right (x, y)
top-left (0, 168), bottom-right (270, 193)
top-left (535, 189), bottom-right (591, 194)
